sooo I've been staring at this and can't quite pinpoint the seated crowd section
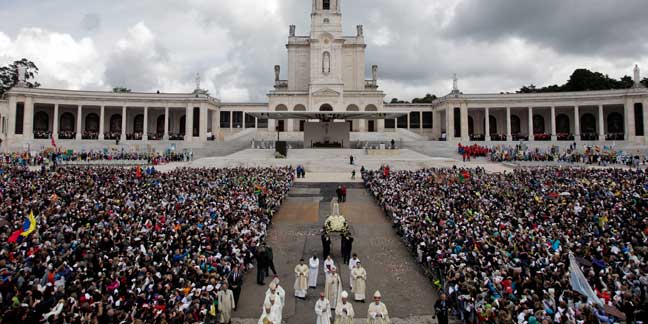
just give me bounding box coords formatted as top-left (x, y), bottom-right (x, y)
top-left (0, 166), bottom-right (294, 322)
top-left (1, 151), bottom-right (191, 167)
top-left (363, 167), bottom-right (647, 323)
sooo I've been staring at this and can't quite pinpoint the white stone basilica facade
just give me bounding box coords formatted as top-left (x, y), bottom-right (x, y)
top-left (1, 0), bottom-right (648, 152)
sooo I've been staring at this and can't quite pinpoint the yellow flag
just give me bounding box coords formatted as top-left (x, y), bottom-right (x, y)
top-left (20, 211), bottom-right (37, 237)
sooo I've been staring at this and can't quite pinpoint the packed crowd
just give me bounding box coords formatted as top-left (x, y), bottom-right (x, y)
top-left (364, 167), bottom-right (647, 323)
top-left (0, 165), bottom-right (294, 323)
top-left (486, 144), bottom-right (645, 167)
top-left (0, 150), bottom-right (192, 167)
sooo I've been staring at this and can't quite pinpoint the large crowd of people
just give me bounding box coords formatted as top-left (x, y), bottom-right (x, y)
top-left (458, 143), bottom-right (646, 167)
top-left (364, 166), bottom-right (647, 323)
top-left (0, 165), bottom-right (293, 323)
top-left (0, 150), bottom-right (192, 167)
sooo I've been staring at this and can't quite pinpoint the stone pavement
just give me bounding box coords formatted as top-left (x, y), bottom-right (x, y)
top-left (232, 183), bottom-right (440, 324)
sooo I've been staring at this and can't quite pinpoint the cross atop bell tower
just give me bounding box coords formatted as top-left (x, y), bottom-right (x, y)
top-left (311, 0), bottom-right (342, 37)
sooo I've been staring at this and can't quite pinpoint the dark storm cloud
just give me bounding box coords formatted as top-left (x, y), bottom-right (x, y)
top-left (444, 0), bottom-right (648, 56)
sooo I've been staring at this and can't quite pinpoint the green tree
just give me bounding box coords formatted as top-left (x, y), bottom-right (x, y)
top-left (389, 98), bottom-right (408, 104)
top-left (517, 68), bottom-right (638, 93)
top-left (112, 87), bottom-right (132, 93)
top-left (0, 58), bottom-right (40, 97)
top-left (412, 93), bottom-right (437, 103)
top-left (641, 78), bottom-right (648, 88)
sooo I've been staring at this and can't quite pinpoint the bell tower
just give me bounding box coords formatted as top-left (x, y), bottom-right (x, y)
top-left (311, 0), bottom-right (342, 38)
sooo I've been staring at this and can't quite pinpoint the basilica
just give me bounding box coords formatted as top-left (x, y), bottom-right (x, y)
top-left (1, 0), bottom-right (648, 152)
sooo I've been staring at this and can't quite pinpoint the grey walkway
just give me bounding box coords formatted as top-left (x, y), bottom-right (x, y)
top-left (232, 183), bottom-right (439, 323)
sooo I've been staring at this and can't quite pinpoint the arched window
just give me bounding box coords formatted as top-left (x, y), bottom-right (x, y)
top-left (365, 105), bottom-right (377, 111)
top-left (320, 104), bottom-right (333, 111)
top-left (133, 114), bottom-right (144, 133)
top-left (346, 104), bottom-right (359, 111)
top-left (323, 0), bottom-right (330, 10)
top-left (60, 112), bottom-right (75, 132)
top-left (489, 115), bottom-right (497, 135)
top-left (179, 115), bottom-right (186, 135)
top-left (156, 115), bottom-right (165, 134)
top-left (85, 113), bottom-right (99, 132)
top-left (580, 113), bottom-right (596, 134)
top-left (275, 105), bottom-right (288, 111)
top-left (607, 112), bottom-right (624, 134)
top-left (533, 115), bottom-right (545, 134)
top-left (322, 52), bottom-right (331, 75)
top-left (33, 111), bottom-right (49, 131)
top-left (556, 114), bottom-right (570, 134)
top-left (511, 115), bottom-right (521, 134)
top-left (110, 114), bottom-right (122, 133)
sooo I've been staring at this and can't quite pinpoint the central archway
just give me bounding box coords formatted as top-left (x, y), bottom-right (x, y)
top-left (319, 104), bottom-right (333, 111)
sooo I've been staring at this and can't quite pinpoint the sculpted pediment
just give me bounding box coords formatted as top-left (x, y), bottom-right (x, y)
top-left (312, 88), bottom-right (340, 97)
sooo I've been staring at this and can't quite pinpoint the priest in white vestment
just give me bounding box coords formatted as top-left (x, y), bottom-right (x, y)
top-left (264, 282), bottom-right (283, 310)
top-left (348, 254), bottom-right (360, 290)
top-left (324, 255), bottom-right (335, 280)
top-left (217, 283), bottom-right (236, 324)
top-left (294, 258), bottom-right (309, 299)
top-left (269, 295), bottom-right (283, 324)
top-left (367, 291), bottom-right (391, 324)
top-left (325, 266), bottom-right (343, 310)
top-left (258, 301), bottom-right (280, 324)
top-left (315, 292), bottom-right (332, 324)
top-left (351, 261), bottom-right (367, 302)
top-left (334, 291), bottom-right (354, 324)
top-left (308, 255), bottom-right (320, 288)
top-left (271, 276), bottom-right (286, 306)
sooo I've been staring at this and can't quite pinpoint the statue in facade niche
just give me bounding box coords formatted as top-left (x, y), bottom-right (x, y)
top-left (372, 65), bottom-right (378, 81)
top-left (289, 25), bottom-right (296, 37)
top-left (274, 65), bottom-right (280, 82)
top-left (357, 25), bottom-right (363, 37)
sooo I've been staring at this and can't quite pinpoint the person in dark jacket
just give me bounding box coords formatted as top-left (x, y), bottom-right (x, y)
top-left (228, 264), bottom-right (243, 309)
top-left (434, 293), bottom-right (449, 324)
top-left (321, 231), bottom-right (331, 259)
top-left (255, 246), bottom-right (268, 285)
top-left (264, 243), bottom-right (277, 277)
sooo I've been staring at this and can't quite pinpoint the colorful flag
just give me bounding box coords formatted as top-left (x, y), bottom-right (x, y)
top-left (20, 211), bottom-right (37, 238)
top-left (8, 229), bottom-right (22, 243)
top-left (50, 133), bottom-right (57, 148)
top-left (135, 165), bottom-right (142, 179)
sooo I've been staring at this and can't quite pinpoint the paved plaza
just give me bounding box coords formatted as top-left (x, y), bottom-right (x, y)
top-left (231, 182), bottom-right (440, 323)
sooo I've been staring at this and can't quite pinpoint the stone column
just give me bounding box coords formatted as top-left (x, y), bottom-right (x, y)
top-left (142, 107), bottom-right (148, 141)
top-left (185, 104), bottom-right (192, 142)
top-left (99, 105), bottom-right (105, 140)
top-left (419, 112), bottom-right (423, 130)
top-left (229, 112), bottom-right (233, 129)
top-left (485, 108), bottom-right (491, 141)
top-left (121, 106), bottom-right (127, 140)
top-left (432, 110), bottom-right (441, 140)
top-left (625, 98), bottom-right (635, 141)
top-left (76, 105), bottom-right (82, 140)
top-left (7, 96), bottom-right (16, 136)
top-left (24, 96), bottom-right (34, 140)
top-left (286, 119), bottom-right (294, 132)
top-left (446, 106), bottom-right (454, 141)
top-left (528, 107), bottom-right (534, 141)
top-left (359, 119), bottom-right (366, 132)
top-left (199, 105), bottom-right (208, 141)
top-left (550, 106), bottom-right (556, 141)
top-left (53, 104), bottom-right (59, 140)
top-left (460, 105), bottom-right (469, 141)
top-left (598, 105), bottom-right (605, 141)
top-left (506, 107), bottom-right (512, 141)
top-left (574, 106), bottom-right (580, 141)
top-left (163, 107), bottom-right (170, 140)
top-left (242, 112), bottom-right (247, 130)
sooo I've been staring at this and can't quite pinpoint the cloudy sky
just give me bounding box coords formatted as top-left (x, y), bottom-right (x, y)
top-left (1, 0), bottom-right (647, 102)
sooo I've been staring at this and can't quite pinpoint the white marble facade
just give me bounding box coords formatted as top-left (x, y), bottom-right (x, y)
top-left (1, 0), bottom-right (648, 152)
